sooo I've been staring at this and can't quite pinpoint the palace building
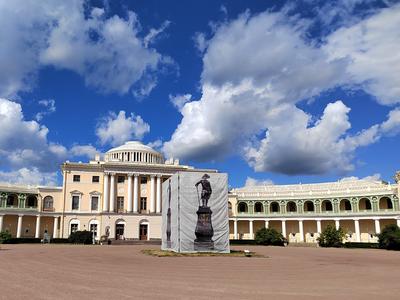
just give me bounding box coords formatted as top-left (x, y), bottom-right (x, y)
top-left (0, 140), bottom-right (399, 244)
top-left (228, 177), bottom-right (400, 243)
top-left (0, 141), bottom-right (216, 241)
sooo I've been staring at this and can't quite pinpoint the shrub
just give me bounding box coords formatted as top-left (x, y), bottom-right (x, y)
top-left (343, 242), bottom-right (379, 249)
top-left (68, 231), bottom-right (93, 244)
top-left (317, 225), bottom-right (345, 247)
top-left (378, 224), bottom-right (400, 250)
top-left (0, 231), bottom-right (12, 244)
top-left (255, 227), bottom-right (286, 246)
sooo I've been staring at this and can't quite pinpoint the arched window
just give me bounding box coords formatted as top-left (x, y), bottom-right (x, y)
top-left (379, 197), bottom-right (393, 210)
top-left (254, 202), bottom-right (263, 213)
top-left (270, 202), bottom-right (280, 213)
top-left (27, 195), bottom-right (37, 207)
top-left (359, 198), bottom-right (372, 211)
top-left (304, 201), bottom-right (314, 212)
top-left (321, 200), bottom-right (333, 212)
top-left (6, 194), bottom-right (18, 207)
top-left (286, 201), bottom-right (297, 212)
top-left (340, 199), bottom-right (352, 211)
top-left (238, 202), bottom-right (248, 213)
top-left (43, 196), bottom-right (54, 211)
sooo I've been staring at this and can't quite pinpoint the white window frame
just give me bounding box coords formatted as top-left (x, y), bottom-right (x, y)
top-left (70, 190), bottom-right (82, 212)
top-left (89, 191), bottom-right (101, 212)
top-left (69, 219), bottom-right (80, 235)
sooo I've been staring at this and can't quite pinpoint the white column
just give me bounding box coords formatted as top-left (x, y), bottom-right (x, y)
top-left (374, 219), bottom-right (381, 234)
top-left (17, 215), bottom-right (23, 238)
top-left (102, 173), bottom-right (109, 212)
top-left (249, 220), bottom-right (254, 239)
top-left (397, 219), bottom-right (400, 228)
top-left (133, 174), bottom-right (139, 213)
top-left (234, 220), bottom-right (238, 239)
top-left (0, 215), bottom-right (3, 232)
top-left (317, 219), bottom-right (322, 234)
top-left (335, 219), bottom-right (340, 230)
top-left (265, 220), bottom-right (269, 229)
top-left (354, 219), bottom-right (361, 242)
top-left (281, 220), bottom-right (286, 238)
top-left (156, 175), bottom-right (162, 213)
top-left (127, 174), bottom-right (133, 213)
top-left (299, 220), bottom-right (304, 242)
top-left (150, 175), bottom-right (156, 213)
top-left (35, 215), bottom-right (41, 238)
top-left (109, 173), bottom-right (115, 213)
top-left (53, 216), bottom-right (58, 239)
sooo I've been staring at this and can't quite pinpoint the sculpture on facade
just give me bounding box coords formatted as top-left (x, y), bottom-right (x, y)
top-left (194, 174), bottom-right (214, 251)
top-left (395, 171), bottom-right (400, 183)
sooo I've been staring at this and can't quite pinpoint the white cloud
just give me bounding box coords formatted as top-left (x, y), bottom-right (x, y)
top-left (0, 97), bottom-right (101, 185)
top-left (164, 5), bottom-right (400, 175)
top-left (96, 110), bottom-right (150, 147)
top-left (193, 32), bottom-right (208, 54)
top-left (69, 145), bottom-right (99, 159)
top-left (340, 173), bottom-right (381, 182)
top-left (244, 177), bottom-right (274, 187)
top-left (169, 93), bottom-right (192, 111)
top-left (0, 97), bottom-right (66, 172)
top-left (144, 20), bottom-right (171, 47)
top-left (35, 99), bottom-right (56, 121)
top-left (0, 0), bottom-right (170, 98)
top-left (0, 168), bottom-right (58, 186)
top-left (324, 4), bottom-right (400, 105)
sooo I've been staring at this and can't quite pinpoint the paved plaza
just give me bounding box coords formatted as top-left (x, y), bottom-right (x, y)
top-left (1, 244), bottom-right (400, 299)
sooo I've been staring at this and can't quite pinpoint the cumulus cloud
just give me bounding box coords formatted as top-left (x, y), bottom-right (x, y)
top-left (0, 98), bottom-right (100, 185)
top-left (0, 98), bottom-right (66, 172)
top-left (0, 0), bottom-right (169, 98)
top-left (169, 93), bottom-right (192, 111)
top-left (0, 168), bottom-right (58, 186)
top-left (324, 4), bottom-right (400, 105)
top-left (164, 4), bottom-right (400, 175)
top-left (244, 177), bottom-right (274, 187)
top-left (69, 144), bottom-right (99, 159)
top-left (96, 110), bottom-right (150, 147)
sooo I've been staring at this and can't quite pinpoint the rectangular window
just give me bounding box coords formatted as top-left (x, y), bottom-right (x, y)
top-left (140, 197), bottom-right (147, 211)
top-left (92, 176), bottom-right (99, 183)
top-left (72, 195), bottom-right (79, 210)
top-left (140, 177), bottom-right (147, 184)
top-left (117, 176), bottom-right (125, 183)
top-left (117, 197), bottom-right (124, 212)
top-left (70, 224), bottom-right (78, 234)
top-left (73, 175), bottom-right (80, 182)
top-left (91, 196), bottom-right (99, 211)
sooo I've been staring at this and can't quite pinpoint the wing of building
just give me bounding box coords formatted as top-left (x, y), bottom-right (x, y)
top-left (0, 141), bottom-right (217, 241)
top-left (228, 178), bottom-right (400, 243)
top-left (0, 140), bottom-right (399, 244)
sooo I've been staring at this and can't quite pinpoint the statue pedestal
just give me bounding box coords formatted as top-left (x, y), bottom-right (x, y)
top-left (194, 206), bottom-right (214, 251)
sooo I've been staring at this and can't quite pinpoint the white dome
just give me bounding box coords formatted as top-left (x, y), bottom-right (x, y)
top-left (105, 141), bottom-right (164, 164)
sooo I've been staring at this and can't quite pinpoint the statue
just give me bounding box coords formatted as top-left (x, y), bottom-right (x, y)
top-left (166, 179), bottom-right (172, 248)
top-left (195, 174), bottom-right (212, 207)
top-left (194, 174), bottom-right (214, 251)
top-left (395, 171), bottom-right (400, 184)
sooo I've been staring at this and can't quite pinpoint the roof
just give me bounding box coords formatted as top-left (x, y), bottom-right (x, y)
top-left (106, 141), bottom-right (160, 155)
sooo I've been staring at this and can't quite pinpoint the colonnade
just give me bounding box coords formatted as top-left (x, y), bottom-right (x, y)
top-left (232, 218), bottom-right (400, 242)
top-left (102, 172), bottom-right (162, 214)
top-left (0, 214), bottom-right (59, 238)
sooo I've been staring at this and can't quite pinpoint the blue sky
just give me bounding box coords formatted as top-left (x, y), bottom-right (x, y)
top-left (0, 0), bottom-right (400, 187)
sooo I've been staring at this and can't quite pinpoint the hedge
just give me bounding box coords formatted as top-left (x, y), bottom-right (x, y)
top-left (343, 242), bottom-right (379, 249)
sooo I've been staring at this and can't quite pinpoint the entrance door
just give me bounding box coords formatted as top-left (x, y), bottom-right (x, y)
top-left (116, 224), bottom-right (125, 240)
top-left (139, 224), bottom-right (148, 240)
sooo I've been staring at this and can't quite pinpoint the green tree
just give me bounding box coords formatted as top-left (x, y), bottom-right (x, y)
top-left (378, 224), bottom-right (400, 250)
top-left (255, 227), bottom-right (286, 246)
top-left (0, 231), bottom-right (12, 244)
top-left (317, 225), bottom-right (345, 247)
